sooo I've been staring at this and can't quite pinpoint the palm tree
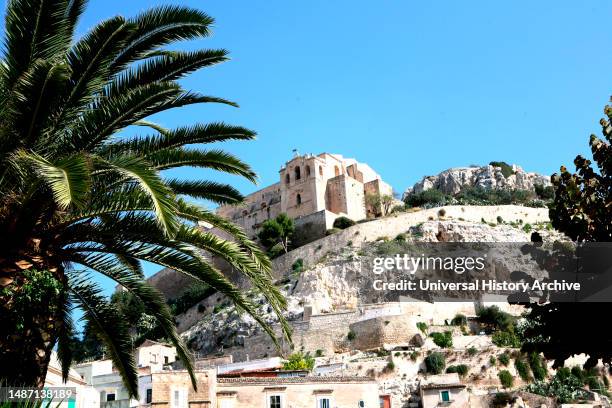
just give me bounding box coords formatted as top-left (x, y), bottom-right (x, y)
top-left (0, 0), bottom-right (289, 395)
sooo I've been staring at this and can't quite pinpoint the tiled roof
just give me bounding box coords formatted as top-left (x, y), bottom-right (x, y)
top-left (217, 376), bottom-right (376, 386)
top-left (421, 383), bottom-right (466, 390)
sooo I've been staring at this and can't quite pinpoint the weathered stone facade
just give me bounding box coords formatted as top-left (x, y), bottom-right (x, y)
top-left (150, 370), bottom-right (216, 408)
top-left (216, 376), bottom-right (379, 408)
top-left (216, 152), bottom-right (393, 243)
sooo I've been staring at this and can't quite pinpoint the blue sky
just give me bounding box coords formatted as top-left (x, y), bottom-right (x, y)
top-left (75, 0), bottom-right (612, 197)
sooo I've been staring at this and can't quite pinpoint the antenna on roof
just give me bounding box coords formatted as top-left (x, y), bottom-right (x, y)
top-left (292, 148), bottom-right (299, 157)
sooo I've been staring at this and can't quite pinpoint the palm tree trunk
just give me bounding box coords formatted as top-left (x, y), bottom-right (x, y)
top-left (0, 265), bottom-right (66, 387)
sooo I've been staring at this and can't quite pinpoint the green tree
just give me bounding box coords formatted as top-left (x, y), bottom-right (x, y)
top-left (498, 370), bottom-right (514, 389)
top-left (258, 213), bottom-right (295, 254)
top-left (522, 100), bottom-right (612, 369)
top-left (425, 352), bottom-right (446, 374)
top-left (0, 1), bottom-right (289, 394)
top-left (430, 331), bottom-right (453, 348)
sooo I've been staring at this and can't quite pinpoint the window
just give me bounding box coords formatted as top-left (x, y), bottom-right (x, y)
top-left (440, 390), bottom-right (451, 402)
top-left (318, 397), bottom-right (330, 408)
top-left (285, 174), bottom-right (290, 184)
top-left (296, 194), bottom-right (302, 205)
top-left (319, 166), bottom-right (323, 176)
top-left (106, 394), bottom-right (115, 402)
top-left (164, 356), bottom-right (169, 365)
top-left (269, 395), bottom-right (282, 408)
top-left (146, 389), bottom-right (152, 404)
top-left (219, 400), bottom-right (234, 408)
top-left (295, 166), bottom-right (301, 180)
top-left (306, 166), bottom-right (311, 176)
top-left (150, 353), bottom-right (157, 363)
top-left (172, 389), bottom-right (187, 408)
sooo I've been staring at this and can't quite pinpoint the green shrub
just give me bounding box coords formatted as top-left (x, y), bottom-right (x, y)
top-left (451, 314), bottom-right (467, 326)
top-left (492, 330), bottom-right (521, 348)
top-left (446, 364), bottom-right (468, 376)
top-left (267, 243), bottom-right (286, 259)
top-left (498, 370), bottom-right (514, 388)
top-left (571, 366), bottom-right (585, 382)
top-left (477, 306), bottom-right (515, 332)
top-left (587, 376), bottom-right (606, 393)
top-left (425, 352), bottom-right (446, 374)
top-left (515, 358), bottom-right (531, 382)
top-left (325, 228), bottom-right (340, 236)
top-left (497, 215), bottom-right (504, 224)
top-left (498, 353), bottom-right (510, 366)
top-left (333, 216), bottom-right (356, 229)
top-left (523, 223), bottom-right (532, 233)
top-left (168, 283), bottom-right (214, 316)
top-left (347, 330), bottom-right (356, 341)
top-left (490, 356), bottom-right (496, 366)
top-left (314, 349), bottom-right (324, 357)
top-left (526, 369), bottom-right (590, 403)
top-left (386, 361), bottom-right (395, 371)
top-left (490, 161), bottom-right (515, 178)
top-left (416, 322), bottom-right (428, 333)
top-left (282, 352), bottom-right (315, 371)
top-left (404, 188), bottom-right (452, 208)
top-left (438, 208), bottom-right (446, 217)
top-left (395, 233), bottom-right (407, 242)
top-left (529, 352), bottom-right (547, 381)
top-left (291, 258), bottom-right (304, 273)
top-left (535, 184), bottom-right (555, 200)
top-left (431, 331), bottom-right (453, 348)
top-left (467, 346), bottom-right (478, 356)
top-left (410, 351), bottom-right (419, 361)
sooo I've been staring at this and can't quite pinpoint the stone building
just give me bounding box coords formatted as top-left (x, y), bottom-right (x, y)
top-left (419, 374), bottom-right (468, 408)
top-left (216, 376), bottom-right (379, 408)
top-left (216, 152), bottom-right (393, 245)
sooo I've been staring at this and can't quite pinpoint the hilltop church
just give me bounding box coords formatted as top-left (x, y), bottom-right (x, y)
top-left (216, 152), bottom-right (393, 245)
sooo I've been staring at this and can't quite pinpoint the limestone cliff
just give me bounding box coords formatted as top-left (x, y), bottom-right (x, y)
top-left (404, 163), bottom-right (551, 197)
top-left (181, 210), bottom-right (566, 358)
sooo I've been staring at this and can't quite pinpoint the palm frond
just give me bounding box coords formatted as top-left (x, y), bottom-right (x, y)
top-left (100, 122), bottom-right (256, 157)
top-left (99, 155), bottom-right (178, 236)
top-left (68, 274), bottom-right (138, 397)
top-left (112, 6), bottom-right (214, 70)
top-left (166, 179), bottom-right (244, 204)
top-left (175, 199), bottom-right (271, 273)
top-left (69, 252), bottom-right (197, 390)
top-left (2, 0), bottom-right (74, 87)
top-left (0, 59), bottom-right (70, 153)
top-left (149, 149), bottom-right (257, 182)
top-left (12, 150), bottom-right (91, 209)
top-left (56, 293), bottom-right (74, 382)
top-left (107, 49), bottom-right (229, 96)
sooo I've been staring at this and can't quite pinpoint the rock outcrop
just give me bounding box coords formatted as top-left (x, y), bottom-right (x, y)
top-left (404, 164), bottom-right (551, 197)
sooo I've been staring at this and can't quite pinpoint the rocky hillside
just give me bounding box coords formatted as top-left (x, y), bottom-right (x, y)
top-left (404, 163), bottom-right (551, 197)
top-left (182, 211), bottom-right (566, 357)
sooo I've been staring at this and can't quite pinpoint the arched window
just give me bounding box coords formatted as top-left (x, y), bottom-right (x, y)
top-left (306, 165), bottom-right (311, 177)
top-left (319, 166), bottom-right (323, 176)
top-left (296, 194), bottom-right (302, 205)
top-left (334, 166), bottom-right (340, 177)
top-left (285, 173), bottom-right (290, 184)
top-left (295, 166), bottom-right (301, 180)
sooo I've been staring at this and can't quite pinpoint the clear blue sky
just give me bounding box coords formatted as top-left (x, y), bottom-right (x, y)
top-left (75, 0), bottom-right (612, 196)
